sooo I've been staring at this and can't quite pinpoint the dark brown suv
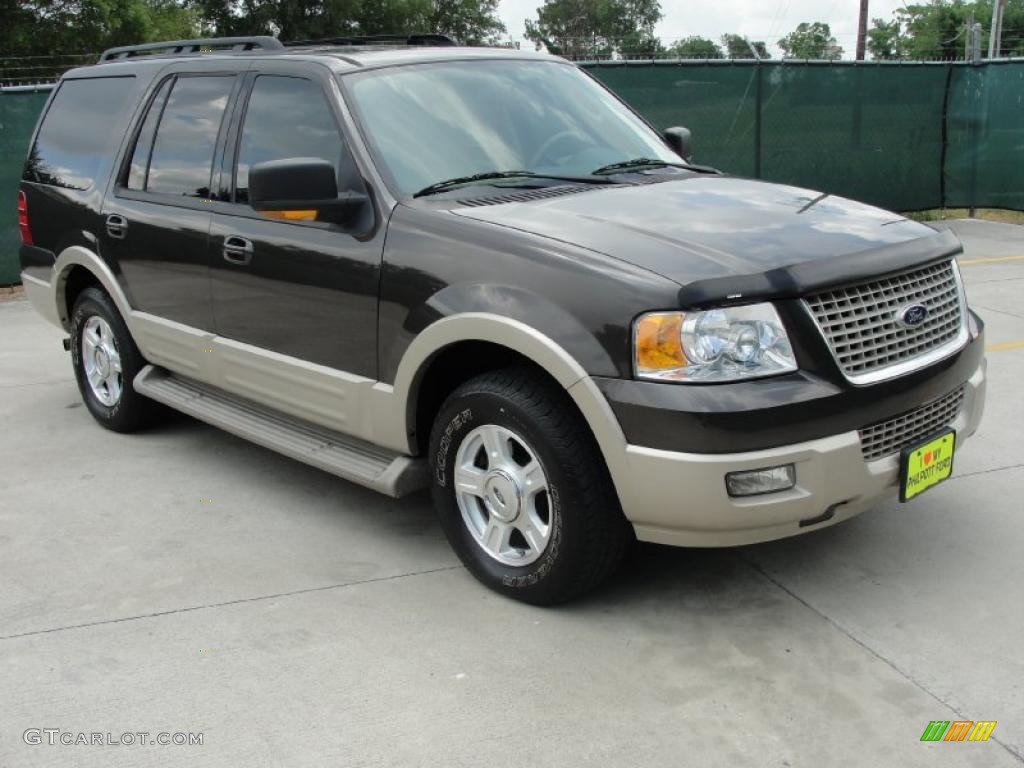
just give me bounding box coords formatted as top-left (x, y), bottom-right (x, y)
top-left (19, 35), bottom-right (986, 603)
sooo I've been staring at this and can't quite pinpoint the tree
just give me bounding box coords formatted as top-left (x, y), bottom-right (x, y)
top-left (524, 0), bottom-right (662, 59)
top-left (866, 1), bottom-right (1024, 61)
top-left (205, 0), bottom-right (506, 45)
top-left (3, 0), bottom-right (198, 56)
top-left (866, 17), bottom-right (906, 59)
top-left (778, 21), bottom-right (843, 59)
top-left (430, 0), bottom-right (505, 44)
top-left (667, 35), bottom-right (723, 59)
top-left (721, 33), bottom-right (769, 59)
top-left (0, 0), bottom-right (507, 56)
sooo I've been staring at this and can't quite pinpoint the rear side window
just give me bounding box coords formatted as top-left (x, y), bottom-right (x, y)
top-left (24, 77), bottom-right (134, 190)
top-left (234, 76), bottom-right (343, 204)
top-left (129, 75), bottom-right (234, 198)
top-left (127, 78), bottom-right (172, 190)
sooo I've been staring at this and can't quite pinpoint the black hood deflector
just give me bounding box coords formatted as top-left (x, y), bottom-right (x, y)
top-left (676, 228), bottom-right (961, 308)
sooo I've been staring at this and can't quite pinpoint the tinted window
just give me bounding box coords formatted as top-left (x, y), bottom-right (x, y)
top-left (127, 78), bottom-right (172, 190)
top-left (146, 76), bottom-right (234, 198)
top-left (235, 76), bottom-right (343, 203)
top-left (347, 61), bottom-right (678, 196)
top-left (24, 77), bottom-right (134, 190)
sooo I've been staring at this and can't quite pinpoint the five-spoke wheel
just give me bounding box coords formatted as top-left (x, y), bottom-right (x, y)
top-left (454, 424), bottom-right (552, 566)
top-left (430, 367), bottom-right (632, 604)
top-left (81, 315), bottom-right (123, 407)
top-left (70, 286), bottom-right (161, 432)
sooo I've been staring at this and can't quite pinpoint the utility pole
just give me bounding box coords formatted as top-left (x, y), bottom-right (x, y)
top-left (966, 18), bottom-right (983, 64)
top-left (856, 0), bottom-right (869, 60)
top-left (988, 0), bottom-right (1005, 59)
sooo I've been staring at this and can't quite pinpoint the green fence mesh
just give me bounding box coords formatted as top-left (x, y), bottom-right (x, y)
top-left (1, 62), bottom-right (1023, 285)
top-left (585, 61), bottom-right (1024, 215)
top-left (1, 89), bottom-right (48, 284)
top-left (945, 62), bottom-right (1024, 211)
top-left (758, 64), bottom-right (948, 212)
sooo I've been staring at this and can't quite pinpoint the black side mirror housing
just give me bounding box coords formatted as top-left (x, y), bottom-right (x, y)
top-left (249, 157), bottom-right (369, 228)
top-left (663, 127), bottom-right (693, 163)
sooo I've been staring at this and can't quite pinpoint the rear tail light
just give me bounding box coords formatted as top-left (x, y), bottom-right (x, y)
top-left (17, 190), bottom-right (33, 246)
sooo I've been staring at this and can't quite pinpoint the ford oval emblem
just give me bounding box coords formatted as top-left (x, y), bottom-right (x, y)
top-left (896, 303), bottom-right (929, 328)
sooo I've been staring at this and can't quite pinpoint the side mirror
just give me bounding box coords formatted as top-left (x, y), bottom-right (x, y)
top-left (663, 127), bottom-right (693, 163)
top-left (249, 157), bottom-right (369, 227)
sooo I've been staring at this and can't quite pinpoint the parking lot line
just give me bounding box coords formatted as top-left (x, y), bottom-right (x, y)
top-left (960, 254), bottom-right (1024, 265)
top-left (986, 339), bottom-right (1024, 353)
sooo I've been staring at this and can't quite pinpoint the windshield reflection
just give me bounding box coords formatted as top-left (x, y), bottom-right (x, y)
top-left (346, 60), bottom-right (680, 196)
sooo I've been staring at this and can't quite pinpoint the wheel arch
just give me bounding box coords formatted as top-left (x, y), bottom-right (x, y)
top-left (381, 313), bottom-right (630, 500)
top-left (52, 245), bottom-right (133, 330)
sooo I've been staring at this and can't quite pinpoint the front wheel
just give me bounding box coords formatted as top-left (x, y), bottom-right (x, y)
top-left (429, 368), bottom-right (632, 605)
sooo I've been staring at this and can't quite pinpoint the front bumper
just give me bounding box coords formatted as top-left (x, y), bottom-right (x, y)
top-left (613, 359), bottom-right (986, 547)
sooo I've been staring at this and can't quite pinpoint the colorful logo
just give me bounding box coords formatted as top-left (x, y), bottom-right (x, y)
top-left (920, 721), bottom-right (997, 742)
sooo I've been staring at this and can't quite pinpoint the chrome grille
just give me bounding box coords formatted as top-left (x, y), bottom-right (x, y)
top-left (805, 260), bottom-right (965, 383)
top-left (858, 386), bottom-right (964, 461)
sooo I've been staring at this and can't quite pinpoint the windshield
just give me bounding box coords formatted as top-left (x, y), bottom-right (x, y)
top-left (344, 60), bottom-right (680, 196)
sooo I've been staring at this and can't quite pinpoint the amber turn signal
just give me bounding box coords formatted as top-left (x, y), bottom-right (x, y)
top-left (634, 312), bottom-right (686, 372)
top-left (259, 209), bottom-right (318, 222)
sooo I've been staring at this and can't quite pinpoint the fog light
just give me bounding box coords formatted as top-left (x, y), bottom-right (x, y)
top-left (725, 465), bottom-right (796, 497)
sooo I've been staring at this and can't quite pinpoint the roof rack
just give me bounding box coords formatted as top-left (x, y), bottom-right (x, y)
top-left (99, 37), bottom-right (283, 62)
top-left (283, 34), bottom-right (458, 48)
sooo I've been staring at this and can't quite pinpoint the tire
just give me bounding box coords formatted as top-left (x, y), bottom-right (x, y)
top-left (70, 286), bottom-right (161, 432)
top-left (429, 367), bottom-right (632, 605)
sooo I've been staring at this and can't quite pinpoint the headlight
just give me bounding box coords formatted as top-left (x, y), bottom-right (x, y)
top-left (634, 303), bottom-right (797, 383)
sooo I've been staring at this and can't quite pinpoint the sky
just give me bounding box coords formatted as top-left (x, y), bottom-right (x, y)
top-left (498, 0), bottom-right (908, 58)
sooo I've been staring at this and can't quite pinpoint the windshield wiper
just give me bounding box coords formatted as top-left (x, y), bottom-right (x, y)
top-left (413, 170), bottom-right (610, 198)
top-left (590, 157), bottom-right (694, 175)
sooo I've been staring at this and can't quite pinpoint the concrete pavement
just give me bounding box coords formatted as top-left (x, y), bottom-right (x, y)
top-left (1, 219), bottom-right (1022, 767)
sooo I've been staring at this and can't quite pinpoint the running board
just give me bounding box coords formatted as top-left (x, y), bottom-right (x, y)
top-left (133, 365), bottom-right (427, 498)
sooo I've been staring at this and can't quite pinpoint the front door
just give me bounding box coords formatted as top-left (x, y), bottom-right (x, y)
top-left (208, 67), bottom-right (381, 377)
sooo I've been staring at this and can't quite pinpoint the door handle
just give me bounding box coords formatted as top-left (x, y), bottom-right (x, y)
top-left (222, 236), bottom-right (253, 265)
top-left (105, 214), bottom-right (128, 240)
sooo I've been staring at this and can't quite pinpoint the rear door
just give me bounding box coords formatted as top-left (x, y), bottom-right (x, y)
top-left (208, 62), bottom-right (382, 377)
top-left (102, 68), bottom-right (242, 329)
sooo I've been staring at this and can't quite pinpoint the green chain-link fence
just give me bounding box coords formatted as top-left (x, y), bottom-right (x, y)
top-left (584, 60), bottom-right (1024, 215)
top-left (2, 89), bottom-right (49, 284)
top-left (2, 61), bottom-right (1023, 285)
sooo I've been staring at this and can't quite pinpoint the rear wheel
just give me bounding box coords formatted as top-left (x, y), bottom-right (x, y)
top-left (70, 286), bottom-right (161, 432)
top-left (429, 367), bottom-right (631, 604)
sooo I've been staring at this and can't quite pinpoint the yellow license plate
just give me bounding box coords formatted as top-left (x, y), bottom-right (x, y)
top-left (900, 430), bottom-right (956, 502)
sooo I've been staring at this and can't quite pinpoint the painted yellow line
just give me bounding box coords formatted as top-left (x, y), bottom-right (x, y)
top-left (959, 254), bottom-right (1024, 265)
top-left (986, 340), bottom-right (1024, 353)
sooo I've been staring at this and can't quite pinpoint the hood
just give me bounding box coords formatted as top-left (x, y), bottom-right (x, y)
top-left (452, 175), bottom-right (937, 287)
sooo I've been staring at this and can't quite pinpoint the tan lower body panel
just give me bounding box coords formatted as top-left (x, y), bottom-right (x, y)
top-left (620, 361), bottom-right (986, 547)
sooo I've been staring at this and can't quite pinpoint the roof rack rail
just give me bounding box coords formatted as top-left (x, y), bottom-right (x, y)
top-left (99, 36), bottom-right (284, 62)
top-left (283, 34), bottom-right (458, 48)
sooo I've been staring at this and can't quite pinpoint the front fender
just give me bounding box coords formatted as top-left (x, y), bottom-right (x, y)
top-left (397, 281), bottom-right (619, 379)
top-left (368, 312), bottom-right (632, 502)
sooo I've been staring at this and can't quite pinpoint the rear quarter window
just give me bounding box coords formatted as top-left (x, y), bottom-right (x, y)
top-left (23, 77), bottom-right (135, 191)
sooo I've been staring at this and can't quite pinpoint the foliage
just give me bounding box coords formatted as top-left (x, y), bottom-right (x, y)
top-left (720, 34), bottom-right (769, 59)
top-left (523, 0), bottom-right (662, 59)
top-left (667, 35), bottom-right (723, 59)
top-left (777, 21), bottom-right (843, 59)
top-left (2, 0), bottom-right (198, 55)
top-left (0, 0), bottom-right (506, 56)
top-left (198, 0), bottom-right (505, 44)
top-left (867, 1), bottom-right (1024, 60)
top-left (866, 18), bottom-right (906, 59)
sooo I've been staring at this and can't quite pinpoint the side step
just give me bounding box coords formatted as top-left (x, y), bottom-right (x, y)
top-left (134, 366), bottom-right (427, 498)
